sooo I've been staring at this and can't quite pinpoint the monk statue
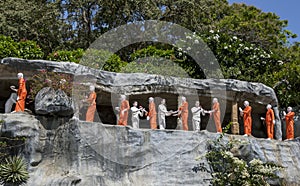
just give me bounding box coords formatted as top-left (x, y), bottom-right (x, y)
top-left (207, 98), bottom-right (222, 133)
top-left (13, 73), bottom-right (27, 112)
top-left (261, 104), bottom-right (275, 139)
top-left (239, 101), bottom-right (252, 136)
top-left (5, 86), bottom-right (17, 113)
top-left (158, 99), bottom-right (172, 130)
top-left (191, 101), bottom-right (205, 132)
top-left (283, 107), bottom-right (295, 140)
top-left (174, 96), bottom-right (189, 131)
top-left (147, 97), bottom-right (157, 129)
top-left (117, 95), bottom-right (130, 126)
top-left (130, 101), bottom-right (144, 129)
top-left (85, 85), bottom-right (97, 122)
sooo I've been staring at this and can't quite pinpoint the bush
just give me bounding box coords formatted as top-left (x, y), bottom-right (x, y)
top-left (0, 35), bottom-right (44, 59)
top-left (47, 48), bottom-right (84, 63)
top-left (28, 70), bottom-right (73, 102)
top-left (193, 124), bottom-right (284, 185)
top-left (80, 49), bottom-right (127, 72)
top-left (121, 45), bottom-right (193, 77)
top-left (0, 156), bottom-right (29, 186)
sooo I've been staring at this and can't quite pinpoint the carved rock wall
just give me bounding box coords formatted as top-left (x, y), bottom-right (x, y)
top-left (0, 114), bottom-right (299, 186)
top-left (0, 58), bottom-right (290, 139)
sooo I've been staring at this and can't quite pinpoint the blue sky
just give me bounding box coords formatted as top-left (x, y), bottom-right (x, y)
top-left (227, 0), bottom-right (300, 43)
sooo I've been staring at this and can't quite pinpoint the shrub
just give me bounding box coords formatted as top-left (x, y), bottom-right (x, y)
top-left (0, 35), bottom-right (44, 59)
top-left (0, 156), bottom-right (29, 186)
top-left (47, 48), bottom-right (84, 63)
top-left (80, 48), bottom-right (127, 72)
top-left (28, 70), bottom-right (73, 102)
top-left (193, 124), bottom-right (284, 185)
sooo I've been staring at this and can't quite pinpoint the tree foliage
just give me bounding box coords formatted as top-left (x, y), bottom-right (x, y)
top-left (0, 0), bottom-right (299, 107)
top-left (0, 35), bottom-right (44, 59)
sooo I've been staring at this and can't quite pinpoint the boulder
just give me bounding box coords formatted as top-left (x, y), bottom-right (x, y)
top-left (0, 113), bottom-right (46, 167)
top-left (35, 87), bottom-right (74, 116)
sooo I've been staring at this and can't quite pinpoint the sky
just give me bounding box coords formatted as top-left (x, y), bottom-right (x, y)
top-left (227, 0), bottom-right (300, 43)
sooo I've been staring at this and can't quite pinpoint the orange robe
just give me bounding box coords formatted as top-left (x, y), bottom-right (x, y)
top-left (86, 91), bottom-right (97, 122)
top-left (179, 101), bottom-right (189, 131)
top-left (15, 78), bottom-right (27, 112)
top-left (243, 106), bottom-right (252, 135)
top-left (265, 109), bottom-right (275, 139)
top-left (118, 100), bottom-right (130, 126)
top-left (148, 102), bottom-right (157, 129)
top-left (212, 102), bottom-right (222, 133)
top-left (285, 112), bottom-right (295, 140)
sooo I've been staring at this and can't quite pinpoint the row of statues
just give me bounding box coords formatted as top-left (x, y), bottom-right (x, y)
top-left (5, 73), bottom-right (296, 140)
top-left (109, 94), bottom-right (296, 140)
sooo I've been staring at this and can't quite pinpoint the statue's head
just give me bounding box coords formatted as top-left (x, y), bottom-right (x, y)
top-left (287, 106), bottom-right (292, 112)
top-left (149, 97), bottom-right (154, 103)
top-left (195, 101), bottom-right (200, 107)
top-left (161, 99), bottom-right (166, 105)
top-left (244, 101), bottom-right (249, 107)
top-left (181, 96), bottom-right (186, 102)
top-left (213, 98), bottom-right (218, 103)
top-left (133, 101), bottom-right (138, 107)
top-left (266, 104), bottom-right (272, 110)
top-left (89, 85), bottom-right (95, 92)
top-left (17, 72), bottom-right (23, 79)
top-left (120, 95), bottom-right (126, 101)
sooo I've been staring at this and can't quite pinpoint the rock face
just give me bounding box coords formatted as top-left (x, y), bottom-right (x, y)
top-left (0, 114), bottom-right (299, 186)
top-left (0, 58), bottom-right (291, 140)
top-left (0, 113), bottom-right (46, 167)
top-left (35, 87), bottom-right (74, 116)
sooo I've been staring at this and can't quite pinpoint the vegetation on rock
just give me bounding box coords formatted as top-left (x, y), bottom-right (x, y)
top-left (193, 124), bottom-right (284, 186)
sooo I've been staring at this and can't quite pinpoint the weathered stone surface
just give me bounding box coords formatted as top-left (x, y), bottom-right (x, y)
top-left (0, 58), bottom-right (278, 104)
top-left (35, 87), bottom-right (74, 116)
top-left (0, 113), bottom-right (46, 167)
top-left (1, 114), bottom-right (299, 185)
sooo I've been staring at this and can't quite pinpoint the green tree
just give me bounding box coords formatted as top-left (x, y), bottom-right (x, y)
top-left (216, 3), bottom-right (297, 49)
top-left (0, 0), bottom-right (62, 55)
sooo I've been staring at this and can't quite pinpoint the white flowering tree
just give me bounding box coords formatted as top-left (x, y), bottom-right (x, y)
top-left (193, 125), bottom-right (284, 185)
top-left (176, 30), bottom-right (281, 82)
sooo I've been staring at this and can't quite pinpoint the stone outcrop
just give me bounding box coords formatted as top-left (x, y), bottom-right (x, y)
top-left (35, 87), bottom-right (74, 116)
top-left (0, 113), bottom-right (46, 166)
top-left (0, 114), bottom-right (299, 186)
top-left (0, 58), bottom-right (291, 140)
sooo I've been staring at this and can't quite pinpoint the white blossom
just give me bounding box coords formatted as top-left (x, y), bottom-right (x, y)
top-left (233, 36), bottom-right (237, 40)
top-left (187, 47), bottom-right (191, 51)
top-left (209, 30), bottom-right (214, 33)
top-left (194, 39), bottom-right (199, 44)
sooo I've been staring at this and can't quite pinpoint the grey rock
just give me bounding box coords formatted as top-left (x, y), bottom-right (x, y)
top-left (0, 58), bottom-right (284, 139)
top-left (0, 113), bottom-right (46, 167)
top-left (31, 120), bottom-right (300, 185)
top-left (35, 87), bottom-right (74, 116)
top-left (1, 114), bottom-right (299, 186)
